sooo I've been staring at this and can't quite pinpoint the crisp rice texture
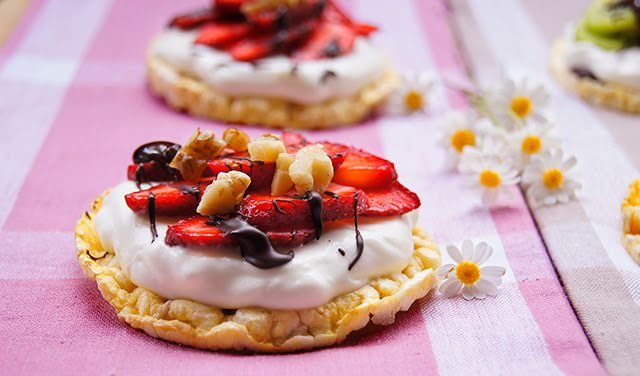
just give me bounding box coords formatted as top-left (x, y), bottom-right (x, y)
top-left (550, 39), bottom-right (640, 115)
top-left (146, 42), bottom-right (398, 129)
top-left (75, 192), bottom-right (441, 352)
top-left (622, 179), bottom-right (640, 264)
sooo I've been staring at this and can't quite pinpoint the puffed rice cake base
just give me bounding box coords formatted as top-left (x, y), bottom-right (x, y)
top-left (75, 192), bottom-right (441, 352)
top-left (146, 41), bottom-right (399, 129)
top-left (622, 179), bottom-right (640, 264)
top-left (549, 39), bottom-right (640, 115)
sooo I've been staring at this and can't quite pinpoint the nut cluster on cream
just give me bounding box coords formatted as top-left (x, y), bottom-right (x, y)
top-left (171, 128), bottom-right (335, 216)
top-left (439, 75), bottom-right (582, 207)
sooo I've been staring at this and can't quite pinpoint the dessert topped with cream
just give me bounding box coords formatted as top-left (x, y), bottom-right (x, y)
top-left (150, 0), bottom-right (390, 104)
top-left (564, 0), bottom-right (640, 88)
top-left (93, 128), bottom-right (422, 309)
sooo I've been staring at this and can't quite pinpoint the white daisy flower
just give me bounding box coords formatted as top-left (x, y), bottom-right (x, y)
top-left (457, 132), bottom-right (510, 173)
top-left (488, 77), bottom-right (550, 129)
top-left (509, 122), bottom-right (561, 171)
top-left (440, 110), bottom-right (480, 170)
top-left (385, 71), bottom-right (434, 115)
top-left (460, 152), bottom-right (520, 205)
top-left (522, 149), bottom-right (582, 207)
top-left (436, 240), bottom-right (507, 300)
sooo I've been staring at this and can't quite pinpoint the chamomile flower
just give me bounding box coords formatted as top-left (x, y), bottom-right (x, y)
top-left (440, 110), bottom-right (480, 170)
top-left (522, 149), bottom-right (582, 207)
top-left (385, 71), bottom-right (434, 115)
top-left (436, 240), bottom-right (506, 300)
top-left (457, 133), bottom-right (510, 173)
top-left (489, 77), bottom-right (550, 129)
top-left (461, 153), bottom-right (520, 205)
top-left (509, 122), bottom-right (560, 171)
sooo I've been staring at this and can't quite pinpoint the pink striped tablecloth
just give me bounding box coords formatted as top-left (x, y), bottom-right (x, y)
top-left (0, 0), bottom-right (614, 375)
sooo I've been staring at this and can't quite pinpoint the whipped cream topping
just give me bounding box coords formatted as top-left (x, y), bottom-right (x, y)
top-left (150, 29), bottom-right (390, 104)
top-left (564, 24), bottom-right (640, 89)
top-left (94, 181), bottom-right (417, 310)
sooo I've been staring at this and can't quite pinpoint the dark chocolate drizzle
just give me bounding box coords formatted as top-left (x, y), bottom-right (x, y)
top-left (320, 70), bottom-right (337, 84)
top-left (298, 191), bottom-right (324, 240)
top-left (209, 217), bottom-right (293, 269)
top-left (148, 192), bottom-right (158, 243)
top-left (348, 192), bottom-right (364, 271)
top-left (175, 185), bottom-right (201, 201)
top-left (272, 199), bottom-right (296, 214)
top-left (338, 248), bottom-right (346, 256)
top-left (290, 63), bottom-right (299, 76)
top-left (133, 141), bottom-right (181, 165)
top-left (571, 67), bottom-right (599, 81)
top-left (324, 191), bottom-right (339, 199)
top-left (85, 249), bottom-right (108, 261)
top-left (221, 309), bottom-right (237, 315)
top-left (322, 39), bottom-right (341, 58)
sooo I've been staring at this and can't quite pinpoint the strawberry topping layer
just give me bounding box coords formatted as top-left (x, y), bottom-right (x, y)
top-left (125, 131), bottom-right (419, 269)
top-left (168, 0), bottom-right (378, 62)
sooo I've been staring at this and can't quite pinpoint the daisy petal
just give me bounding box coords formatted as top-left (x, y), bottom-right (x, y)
top-left (447, 245), bottom-right (464, 263)
top-left (461, 285), bottom-right (474, 300)
top-left (436, 264), bottom-right (456, 279)
top-left (470, 284), bottom-right (487, 300)
top-left (461, 239), bottom-right (474, 260)
top-left (480, 265), bottom-right (506, 278)
top-left (476, 279), bottom-right (499, 296)
top-left (440, 278), bottom-right (463, 298)
top-left (473, 242), bottom-right (493, 264)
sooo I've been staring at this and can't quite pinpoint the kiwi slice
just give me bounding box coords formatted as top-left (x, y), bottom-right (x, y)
top-left (576, 20), bottom-right (627, 50)
top-left (583, 0), bottom-right (637, 36)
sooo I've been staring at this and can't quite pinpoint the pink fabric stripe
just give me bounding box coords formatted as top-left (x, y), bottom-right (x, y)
top-left (0, 0), bottom-right (45, 57)
top-left (490, 189), bottom-right (606, 375)
top-left (413, 0), bottom-right (467, 109)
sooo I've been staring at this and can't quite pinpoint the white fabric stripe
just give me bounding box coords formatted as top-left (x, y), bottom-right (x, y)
top-left (466, 0), bottom-right (640, 296)
top-left (361, 1), bottom-right (563, 374)
top-left (0, 0), bottom-right (113, 229)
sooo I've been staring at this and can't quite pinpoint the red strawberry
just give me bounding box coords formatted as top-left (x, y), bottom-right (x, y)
top-left (238, 183), bottom-right (366, 231)
top-left (362, 181), bottom-right (420, 216)
top-left (228, 34), bottom-right (272, 61)
top-left (215, 0), bottom-right (245, 14)
top-left (207, 153), bottom-right (276, 191)
top-left (229, 19), bottom-right (318, 61)
top-left (127, 162), bottom-right (180, 183)
top-left (169, 9), bottom-right (217, 30)
top-left (247, 0), bottom-right (326, 29)
top-left (353, 23), bottom-right (378, 36)
top-left (333, 149), bottom-right (397, 189)
top-left (282, 131), bottom-right (309, 149)
top-left (293, 21), bottom-right (355, 60)
top-left (125, 180), bottom-right (212, 216)
top-left (165, 215), bottom-right (314, 247)
top-left (282, 132), bottom-right (349, 171)
top-left (195, 22), bottom-right (252, 47)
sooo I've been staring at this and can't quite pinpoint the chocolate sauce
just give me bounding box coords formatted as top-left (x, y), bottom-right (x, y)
top-left (324, 191), bottom-right (339, 199)
top-left (211, 217), bottom-right (294, 269)
top-left (320, 70), bottom-right (337, 84)
top-left (290, 63), bottom-right (299, 76)
top-left (175, 185), bottom-right (201, 201)
top-left (348, 192), bottom-right (364, 271)
top-left (227, 156), bottom-right (263, 176)
top-left (338, 248), bottom-right (346, 256)
top-left (148, 192), bottom-right (158, 243)
top-left (221, 309), bottom-right (237, 315)
top-left (571, 67), bottom-right (599, 81)
top-left (322, 40), bottom-right (341, 58)
top-left (133, 141), bottom-right (181, 165)
top-left (298, 191), bottom-right (324, 239)
top-left (86, 249), bottom-right (108, 261)
top-left (272, 199), bottom-right (296, 214)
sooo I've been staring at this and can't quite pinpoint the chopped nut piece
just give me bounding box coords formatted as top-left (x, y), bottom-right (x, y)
top-left (222, 128), bottom-right (251, 152)
top-left (197, 171), bottom-right (251, 216)
top-left (271, 152), bottom-right (295, 196)
top-left (289, 144), bottom-right (334, 194)
top-left (247, 134), bottom-right (286, 162)
top-left (170, 129), bottom-right (227, 181)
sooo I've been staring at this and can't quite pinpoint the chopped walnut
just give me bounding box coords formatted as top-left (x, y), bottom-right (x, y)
top-left (271, 152), bottom-right (295, 196)
top-left (170, 129), bottom-right (226, 181)
top-left (289, 144), bottom-right (334, 194)
top-left (197, 171), bottom-right (251, 216)
top-left (222, 128), bottom-right (251, 152)
top-left (247, 134), bottom-right (286, 162)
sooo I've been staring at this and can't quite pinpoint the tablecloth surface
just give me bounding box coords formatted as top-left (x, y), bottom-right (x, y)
top-left (0, 0), bottom-right (634, 375)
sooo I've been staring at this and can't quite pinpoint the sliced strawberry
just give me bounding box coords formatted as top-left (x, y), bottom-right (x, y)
top-left (228, 34), bottom-right (273, 61)
top-left (169, 9), bottom-right (217, 30)
top-left (195, 22), bottom-right (252, 47)
top-left (333, 149), bottom-right (397, 189)
top-left (125, 180), bottom-right (211, 216)
top-left (363, 181), bottom-right (420, 216)
top-left (215, 0), bottom-right (245, 15)
top-left (281, 132), bottom-right (349, 171)
top-left (165, 215), bottom-right (314, 247)
top-left (353, 22), bottom-right (378, 36)
top-left (282, 131), bottom-right (309, 149)
top-left (127, 162), bottom-right (181, 182)
top-left (247, 0), bottom-right (326, 29)
top-left (229, 19), bottom-right (317, 61)
top-left (293, 21), bottom-right (356, 60)
top-left (207, 153), bottom-right (275, 191)
top-left (322, 0), bottom-right (353, 25)
top-left (238, 183), bottom-right (366, 230)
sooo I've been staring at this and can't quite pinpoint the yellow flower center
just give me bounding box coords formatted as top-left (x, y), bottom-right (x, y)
top-left (456, 261), bottom-right (481, 285)
top-left (511, 96), bottom-right (532, 118)
top-left (521, 135), bottom-right (542, 155)
top-left (542, 168), bottom-right (564, 189)
top-left (479, 169), bottom-right (501, 188)
top-left (450, 129), bottom-right (476, 153)
top-left (404, 90), bottom-right (424, 111)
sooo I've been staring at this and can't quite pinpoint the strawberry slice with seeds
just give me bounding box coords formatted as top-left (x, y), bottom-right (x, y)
top-left (248, 0), bottom-right (326, 29)
top-left (353, 23), bottom-right (378, 36)
top-left (333, 149), bottom-right (397, 189)
top-left (207, 153), bottom-right (276, 191)
top-left (238, 183), bottom-right (366, 231)
top-left (195, 22), bottom-right (252, 47)
top-left (362, 181), bottom-right (420, 216)
top-left (169, 9), bottom-right (217, 30)
top-left (125, 180), bottom-right (212, 216)
top-left (293, 21), bottom-right (355, 60)
top-left (165, 215), bottom-right (314, 247)
top-left (282, 131), bottom-right (309, 149)
top-left (282, 132), bottom-right (349, 170)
